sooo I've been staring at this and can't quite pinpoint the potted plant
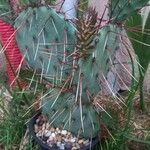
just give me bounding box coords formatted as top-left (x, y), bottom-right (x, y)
top-left (1, 0), bottom-right (150, 149)
top-left (15, 4), bottom-right (101, 149)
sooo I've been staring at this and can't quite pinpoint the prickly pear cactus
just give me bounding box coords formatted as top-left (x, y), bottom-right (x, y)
top-left (14, 0), bottom-right (150, 139)
top-left (0, 0), bottom-right (13, 24)
top-left (42, 8), bottom-right (120, 138)
top-left (15, 6), bottom-right (76, 86)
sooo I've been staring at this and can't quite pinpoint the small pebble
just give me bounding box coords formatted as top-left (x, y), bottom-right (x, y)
top-left (36, 131), bottom-right (42, 137)
top-left (83, 140), bottom-right (89, 146)
top-left (48, 136), bottom-right (54, 141)
top-left (61, 130), bottom-right (67, 135)
top-left (78, 139), bottom-right (83, 144)
top-left (70, 138), bottom-right (76, 143)
top-left (54, 137), bottom-right (57, 143)
top-left (59, 143), bottom-right (65, 150)
top-left (45, 131), bottom-right (51, 137)
top-left (36, 118), bottom-right (40, 124)
top-left (66, 135), bottom-right (71, 139)
top-left (56, 128), bottom-right (59, 131)
top-left (47, 143), bottom-right (53, 147)
top-left (51, 133), bottom-right (56, 138)
top-left (50, 127), bottom-right (55, 132)
top-left (71, 147), bottom-right (78, 150)
top-left (57, 141), bottom-right (61, 147)
top-left (64, 138), bottom-right (69, 142)
top-left (67, 132), bottom-right (71, 136)
top-left (75, 143), bottom-right (80, 149)
top-left (57, 135), bottom-right (62, 142)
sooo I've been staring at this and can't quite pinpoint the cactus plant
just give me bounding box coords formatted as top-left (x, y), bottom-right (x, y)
top-left (14, 0), bottom-right (150, 140)
top-left (42, 8), bottom-right (120, 138)
top-left (1, 0), bottom-right (150, 144)
top-left (43, 1), bottom-right (150, 138)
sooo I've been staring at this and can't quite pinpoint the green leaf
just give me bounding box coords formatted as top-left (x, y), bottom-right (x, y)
top-left (126, 13), bottom-right (150, 110)
top-left (109, 0), bottom-right (149, 22)
top-left (126, 14), bottom-right (150, 75)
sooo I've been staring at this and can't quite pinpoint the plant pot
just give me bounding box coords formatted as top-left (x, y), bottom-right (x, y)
top-left (28, 112), bottom-right (99, 150)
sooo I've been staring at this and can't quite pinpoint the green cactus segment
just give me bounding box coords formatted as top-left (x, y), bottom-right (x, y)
top-left (109, 0), bottom-right (149, 22)
top-left (15, 6), bottom-right (76, 85)
top-left (72, 24), bottom-right (120, 101)
top-left (0, 0), bottom-right (13, 24)
top-left (96, 24), bottom-right (120, 76)
top-left (42, 88), bottom-right (100, 138)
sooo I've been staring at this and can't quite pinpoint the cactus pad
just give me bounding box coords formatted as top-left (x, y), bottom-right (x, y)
top-left (42, 88), bottom-right (100, 138)
top-left (15, 6), bottom-right (76, 86)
